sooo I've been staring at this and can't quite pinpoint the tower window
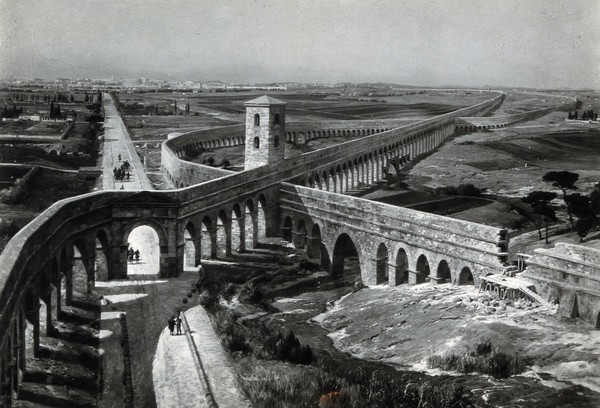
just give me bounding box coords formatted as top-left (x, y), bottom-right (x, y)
top-left (253, 136), bottom-right (260, 148)
top-left (274, 135), bottom-right (279, 148)
top-left (254, 114), bottom-right (260, 126)
top-left (273, 113), bottom-right (280, 125)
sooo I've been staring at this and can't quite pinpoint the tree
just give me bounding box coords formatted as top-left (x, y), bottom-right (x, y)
top-left (522, 191), bottom-right (557, 243)
top-left (591, 183), bottom-right (600, 216)
top-left (566, 193), bottom-right (598, 243)
top-left (542, 171), bottom-right (579, 229)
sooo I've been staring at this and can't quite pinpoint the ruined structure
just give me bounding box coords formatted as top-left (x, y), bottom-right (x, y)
top-left (0, 89), bottom-right (595, 405)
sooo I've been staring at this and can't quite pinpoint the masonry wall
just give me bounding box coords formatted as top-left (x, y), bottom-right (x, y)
top-left (279, 183), bottom-right (507, 286)
top-left (522, 243), bottom-right (600, 327)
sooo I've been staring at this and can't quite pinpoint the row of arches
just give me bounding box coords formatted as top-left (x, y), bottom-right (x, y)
top-left (295, 125), bottom-right (452, 193)
top-left (285, 127), bottom-right (392, 145)
top-left (282, 215), bottom-right (476, 288)
top-left (181, 195), bottom-right (268, 265)
top-left (173, 136), bottom-right (245, 159)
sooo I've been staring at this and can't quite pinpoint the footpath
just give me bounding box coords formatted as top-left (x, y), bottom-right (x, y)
top-left (153, 306), bottom-right (251, 408)
top-left (100, 93), bottom-right (153, 190)
top-left (98, 96), bottom-right (249, 406)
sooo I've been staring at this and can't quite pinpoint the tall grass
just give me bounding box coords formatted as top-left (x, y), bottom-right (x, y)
top-left (426, 339), bottom-right (524, 379)
top-left (239, 359), bottom-right (477, 408)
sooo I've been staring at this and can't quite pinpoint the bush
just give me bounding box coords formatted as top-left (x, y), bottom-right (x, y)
top-left (238, 283), bottom-right (263, 304)
top-left (198, 289), bottom-right (219, 310)
top-left (474, 338), bottom-right (492, 355)
top-left (186, 292), bottom-right (193, 298)
top-left (264, 330), bottom-right (314, 365)
top-left (426, 341), bottom-right (524, 379)
top-left (221, 320), bottom-right (252, 356)
top-left (182, 298), bottom-right (188, 304)
top-left (220, 158), bottom-right (231, 168)
top-left (222, 283), bottom-right (236, 300)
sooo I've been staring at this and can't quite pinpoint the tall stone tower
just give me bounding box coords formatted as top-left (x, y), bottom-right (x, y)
top-left (244, 95), bottom-right (287, 170)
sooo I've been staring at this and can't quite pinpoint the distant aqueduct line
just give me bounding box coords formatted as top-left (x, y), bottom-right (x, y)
top-left (0, 89), bottom-right (595, 406)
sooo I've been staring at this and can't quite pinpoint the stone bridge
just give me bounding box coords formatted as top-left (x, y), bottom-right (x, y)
top-left (279, 183), bottom-right (507, 286)
top-left (2, 89), bottom-right (591, 405)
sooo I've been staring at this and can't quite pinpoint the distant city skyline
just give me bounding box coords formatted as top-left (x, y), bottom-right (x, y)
top-left (1, 0), bottom-right (599, 89)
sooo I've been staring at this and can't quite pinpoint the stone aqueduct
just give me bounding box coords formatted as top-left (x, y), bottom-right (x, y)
top-left (0, 89), bottom-right (596, 405)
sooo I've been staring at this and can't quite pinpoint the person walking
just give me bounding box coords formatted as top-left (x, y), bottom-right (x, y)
top-left (168, 315), bottom-right (175, 335)
top-left (176, 315), bottom-right (182, 335)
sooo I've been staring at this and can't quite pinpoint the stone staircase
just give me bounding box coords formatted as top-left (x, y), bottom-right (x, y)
top-left (14, 293), bottom-right (101, 408)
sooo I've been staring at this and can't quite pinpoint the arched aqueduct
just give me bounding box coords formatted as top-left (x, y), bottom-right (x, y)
top-left (1, 89), bottom-right (598, 404)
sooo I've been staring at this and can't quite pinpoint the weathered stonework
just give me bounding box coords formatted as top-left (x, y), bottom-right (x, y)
top-left (522, 243), bottom-right (600, 327)
top-left (244, 96), bottom-right (287, 170)
top-left (2, 90), bottom-right (592, 405)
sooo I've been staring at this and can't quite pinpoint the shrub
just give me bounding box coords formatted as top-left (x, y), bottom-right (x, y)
top-left (426, 341), bottom-right (525, 379)
top-left (186, 292), bottom-right (192, 298)
top-left (220, 158), bottom-right (231, 168)
top-left (238, 283), bottom-right (263, 304)
top-left (474, 338), bottom-right (492, 355)
top-left (264, 330), bottom-right (314, 365)
top-left (198, 289), bottom-right (219, 310)
top-left (220, 320), bottom-right (251, 356)
top-left (222, 283), bottom-right (236, 300)
top-left (182, 298), bottom-right (188, 304)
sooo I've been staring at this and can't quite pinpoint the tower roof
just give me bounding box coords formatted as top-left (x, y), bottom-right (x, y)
top-left (244, 95), bottom-right (287, 106)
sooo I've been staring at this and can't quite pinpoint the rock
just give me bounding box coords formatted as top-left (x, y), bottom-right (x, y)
top-left (462, 296), bottom-right (472, 305)
top-left (486, 307), bottom-right (496, 313)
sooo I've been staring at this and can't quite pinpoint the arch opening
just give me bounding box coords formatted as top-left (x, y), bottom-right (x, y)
top-left (216, 211), bottom-right (228, 258)
top-left (184, 223), bottom-right (197, 268)
top-left (282, 216), bottom-right (293, 242)
top-left (127, 225), bottom-right (160, 275)
top-left (416, 254), bottom-right (431, 284)
top-left (231, 205), bottom-right (243, 253)
top-left (257, 196), bottom-right (267, 240)
top-left (436, 260), bottom-right (451, 284)
top-left (72, 241), bottom-right (88, 294)
top-left (94, 230), bottom-right (109, 282)
top-left (332, 233), bottom-right (360, 280)
top-left (295, 220), bottom-right (307, 249)
top-left (395, 248), bottom-right (409, 285)
top-left (245, 201), bottom-right (256, 250)
top-left (459, 267), bottom-right (474, 286)
top-left (376, 243), bottom-right (389, 285)
top-left (201, 217), bottom-right (213, 259)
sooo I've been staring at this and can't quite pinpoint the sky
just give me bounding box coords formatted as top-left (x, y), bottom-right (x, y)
top-left (1, 0), bottom-right (599, 89)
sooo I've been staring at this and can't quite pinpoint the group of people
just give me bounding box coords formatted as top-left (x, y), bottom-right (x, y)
top-left (113, 166), bottom-right (131, 182)
top-left (168, 313), bottom-right (183, 335)
top-left (127, 247), bottom-right (140, 263)
top-left (113, 156), bottom-right (132, 182)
